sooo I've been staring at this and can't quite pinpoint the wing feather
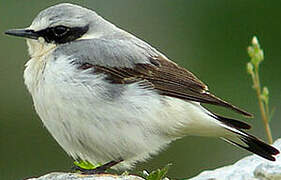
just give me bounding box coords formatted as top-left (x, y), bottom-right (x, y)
top-left (79, 55), bottom-right (252, 117)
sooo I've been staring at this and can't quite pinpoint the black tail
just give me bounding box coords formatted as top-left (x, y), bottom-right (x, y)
top-left (212, 113), bottom-right (279, 161)
top-left (222, 129), bottom-right (279, 161)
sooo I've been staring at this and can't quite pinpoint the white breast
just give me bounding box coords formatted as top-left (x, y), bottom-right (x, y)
top-left (23, 45), bottom-right (177, 169)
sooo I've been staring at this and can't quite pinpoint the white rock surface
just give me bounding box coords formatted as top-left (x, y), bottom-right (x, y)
top-left (26, 173), bottom-right (144, 180)
top-left (190, 138), bottom-right (281, 180)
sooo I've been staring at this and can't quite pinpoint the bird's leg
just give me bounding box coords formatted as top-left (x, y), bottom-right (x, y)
top-left (73, 159), bottom-right (123, 174)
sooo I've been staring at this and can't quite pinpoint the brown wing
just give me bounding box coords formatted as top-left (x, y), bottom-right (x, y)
top-left (79, 56), bottom-right (252, 117)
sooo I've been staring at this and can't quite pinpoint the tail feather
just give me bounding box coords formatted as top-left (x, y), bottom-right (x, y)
top-left (222, 129), bottom-right (279, 161)
top-left (212, 113), bottom-right (251, 130)
top-left (202, 107), bottom-right (278, 161)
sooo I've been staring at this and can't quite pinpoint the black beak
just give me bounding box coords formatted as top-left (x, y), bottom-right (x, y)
top-left (5, 28), bottom-right (39, 40)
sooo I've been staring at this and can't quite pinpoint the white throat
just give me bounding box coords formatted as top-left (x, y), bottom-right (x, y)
top-left (24, 38), bottom-right (56, 94)
top-left (26, 38), bottom-right (56, 58)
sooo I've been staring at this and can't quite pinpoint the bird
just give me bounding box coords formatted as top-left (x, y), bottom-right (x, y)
top-left (5, 3), bottom-right (279, 173)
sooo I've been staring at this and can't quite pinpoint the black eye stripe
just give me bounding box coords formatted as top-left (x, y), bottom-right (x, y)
top-left (36, 24), bottom-right (89, 44)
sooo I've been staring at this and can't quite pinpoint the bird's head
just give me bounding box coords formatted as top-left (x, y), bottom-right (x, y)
top-left (5, 3), bottom-right (116, 57)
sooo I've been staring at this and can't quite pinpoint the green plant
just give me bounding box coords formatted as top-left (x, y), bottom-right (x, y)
top-left (74, 160), bottom-right (101, 170)
top-left (246, 36), bottom-right (275, 144)
top-left (139, 164), bottom-right (171, 180)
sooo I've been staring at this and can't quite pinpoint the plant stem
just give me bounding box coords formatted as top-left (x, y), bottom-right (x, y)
top-left (254, 65), bottom-right (273, 144)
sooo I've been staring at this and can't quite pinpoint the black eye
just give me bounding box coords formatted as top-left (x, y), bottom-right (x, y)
top-left (52, 26), bottom-right (69, 37)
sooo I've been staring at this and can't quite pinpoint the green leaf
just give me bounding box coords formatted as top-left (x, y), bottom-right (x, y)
top-left (261, 86), bottom-right (269, 105)
top-left (121, 171), bottom-right (130, 176)
top-left (145, 164), bottom-right (171, 180)
top-left (73, 160), bottom-right (101, 170)
top-left (268, 107), bottom-right (276, 123)
top-left (246, 62), bottom-right (254, 75)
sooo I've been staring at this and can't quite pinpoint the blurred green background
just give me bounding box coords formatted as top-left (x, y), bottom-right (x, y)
top-left (1, 0), bottom-right (281, 179)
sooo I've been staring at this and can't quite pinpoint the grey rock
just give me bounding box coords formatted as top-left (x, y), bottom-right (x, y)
top-left (190, 138), bottom-right (281, 180)
top-left (26, 172), bottom-right (144, 180)
top-left (254, 164), bottom-right (281, 180)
